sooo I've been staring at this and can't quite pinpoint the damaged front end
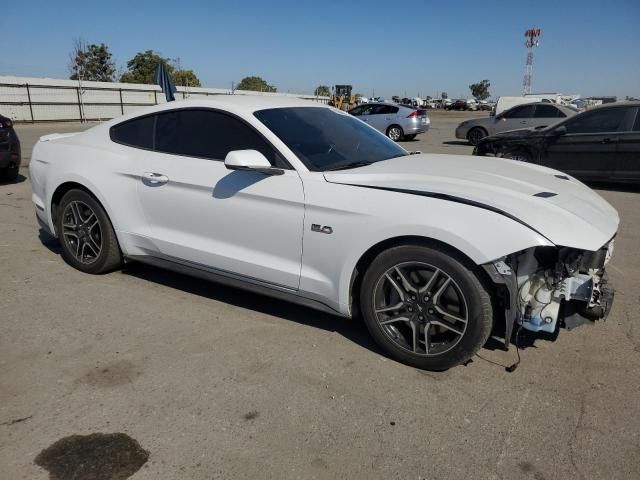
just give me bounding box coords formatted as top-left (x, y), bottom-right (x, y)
top-left (484, 238), bottom-right (616, 345)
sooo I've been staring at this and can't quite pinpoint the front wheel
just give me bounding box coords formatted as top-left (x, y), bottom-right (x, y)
top-left (56, 189), bottom-right (123, 274)
top-left (501, 149), bottom-right (532, 162)
top-left (467, 127), bottom-right (486, 146)
top-left (386, 125), bottom-right (404, 142)
top-left (360, 245), bottom-right (493, 370)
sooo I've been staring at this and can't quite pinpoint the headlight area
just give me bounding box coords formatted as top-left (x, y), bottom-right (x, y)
top-left (483, 241), bottom-right (615, 343)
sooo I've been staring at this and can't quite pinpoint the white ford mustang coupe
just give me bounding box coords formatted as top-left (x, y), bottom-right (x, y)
top-left (30, 96), bottom-right (618, 370)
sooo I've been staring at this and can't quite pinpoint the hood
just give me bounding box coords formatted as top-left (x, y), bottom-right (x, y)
top-left (323, 154), bottom-right (618, 252)
top-left (481, 127), bottom-right (544, 142)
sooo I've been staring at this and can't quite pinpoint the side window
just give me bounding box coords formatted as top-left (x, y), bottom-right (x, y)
top-left (385, 106), bottom-right (399, 114)
top-left (154, 109), bottom-right (279, 164)
top-left (110, 115), bottom-right (154, 149)
top-left (565, 108), bottom-right (627, 134)
top-left (349, 106), bottom-right (363, 116)
top-left (534, 105), bottom-right (564, 118)
top-left (633, 110), bottom-right (640, 132)
top-left (504, 105), bottom-right (536, 119)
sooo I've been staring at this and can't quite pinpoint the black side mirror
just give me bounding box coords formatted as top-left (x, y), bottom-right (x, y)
top-left (554, 125), bottom-right (567, 136)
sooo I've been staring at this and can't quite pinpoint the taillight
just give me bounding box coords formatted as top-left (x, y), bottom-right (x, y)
top-left (407, 110), bottom-right (427, 118)
top-left (0, 118), bottom-right (12, 128)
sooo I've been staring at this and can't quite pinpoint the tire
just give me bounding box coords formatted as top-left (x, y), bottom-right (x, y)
top-left (360, 244), bottom-right (493, 370)
top-left (404, 134), bottom-right (416, 141)
top-left (501, 149), bottom-right (532, 162)
top-left (55, 189), bottom-right (122, 274)
top-left (386, 125), bottom-right (404, 142)
top-left (1, 163), bottom-right (19, 182)
top-left (466, 127), bottom-right (487, 146)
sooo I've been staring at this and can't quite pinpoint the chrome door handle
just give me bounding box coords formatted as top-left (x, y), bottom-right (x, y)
top-left (142, 172), bottom-right (169, 185)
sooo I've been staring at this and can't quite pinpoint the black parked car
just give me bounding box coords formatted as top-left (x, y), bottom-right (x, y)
top-left (474, 102), bottom-right (640, 184)
top-left (0, 114), bottom-right (21, 181)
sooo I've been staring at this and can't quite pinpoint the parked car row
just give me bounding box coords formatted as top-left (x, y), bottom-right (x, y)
top-left (473, 102), bottom-right (640, 184)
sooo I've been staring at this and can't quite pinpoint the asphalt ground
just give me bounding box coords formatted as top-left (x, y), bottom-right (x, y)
top-left (1, 109), bottom-right (639, 480)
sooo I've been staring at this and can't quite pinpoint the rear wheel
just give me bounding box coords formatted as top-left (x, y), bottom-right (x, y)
top-left (387, 125), bottom-right (404, 142)
top-left (56, 189), bottom-right (122, 274)
top-left (467, 127), bottom-right (487, 146)
top-left (360, 244), bottom-right (493, 370)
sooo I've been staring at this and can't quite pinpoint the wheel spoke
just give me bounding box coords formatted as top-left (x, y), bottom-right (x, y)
top-left (385, 274), bottom-right (405, 301)
top-left (434, 305), bottom-right (467, 324)
top-left (70, 201), bottom-right (83, 224)
top-left (430, 319), bottom-right (464, 336)
top-left (379, 315), bottom-right (411, 326)
top-left (431, 277), bottom-right (451, 304)
top-left (394, 266), bottom-right (417, 293)
top-left (375, 302), bottom-right (404, 313)
top-left (84, 239), bottom-right (99, 257)
top-left (410, 321), bottom-right (420, 352)
top-left (419, 268), bottom-right (440, 294)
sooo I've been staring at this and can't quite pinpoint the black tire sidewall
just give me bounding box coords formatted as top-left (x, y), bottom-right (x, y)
top-left (360, 245), bottom-right (492, 370)
top-left (467, 128), bottom-right (486, 146)
top-left (56, 190), bottom-right (120, 274)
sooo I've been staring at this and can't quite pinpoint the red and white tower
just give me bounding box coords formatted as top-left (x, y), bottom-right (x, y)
top-left (522, 28), bottom-right (542, 95)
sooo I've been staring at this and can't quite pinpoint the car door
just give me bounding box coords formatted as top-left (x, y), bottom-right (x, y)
top-left (367, 104), bottom-right (399, 133)
top-left (354, 104), bottom-right (376, 128)
top-left (539, 106), bottom-right (629, 180)
top-left (612, 106), bottom-right (640, 183)
top-left (531, 104), bottom-right (567, 129)
top-left (497, 104), bottom-right (536, 133)
top-left (135, 108), bottom-right (305, 289)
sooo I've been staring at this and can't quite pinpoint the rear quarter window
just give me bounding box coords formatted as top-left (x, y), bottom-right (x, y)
top-left (110, 115), bottom-right (154, 149)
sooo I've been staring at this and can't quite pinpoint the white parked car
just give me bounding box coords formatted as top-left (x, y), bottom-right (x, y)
top-left (30, 97), bottom-right (618, 370)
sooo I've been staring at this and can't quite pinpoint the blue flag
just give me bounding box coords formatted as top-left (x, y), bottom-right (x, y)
top-left (154, 61), bottom-right (176, 102)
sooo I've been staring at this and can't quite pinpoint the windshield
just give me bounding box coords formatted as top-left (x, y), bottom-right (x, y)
top-left (254, 107), bottom-right (407, 171)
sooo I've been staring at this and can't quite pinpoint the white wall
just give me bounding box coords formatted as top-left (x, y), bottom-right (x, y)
top-left (0, 75), bottom-right (329, 121)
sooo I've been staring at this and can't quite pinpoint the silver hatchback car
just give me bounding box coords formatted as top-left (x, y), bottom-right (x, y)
top-left (348, 103), bottom-right (430, 141)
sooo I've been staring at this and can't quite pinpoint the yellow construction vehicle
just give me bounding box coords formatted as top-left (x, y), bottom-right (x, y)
top-left (329, 85), bottom-right (356, 111)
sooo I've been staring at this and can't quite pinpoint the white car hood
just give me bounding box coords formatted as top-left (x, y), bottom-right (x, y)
top-left (323, 154), bottom-right (619, 252)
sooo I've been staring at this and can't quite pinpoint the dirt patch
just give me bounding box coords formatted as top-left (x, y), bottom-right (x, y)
top-left (35, 432), bottom-right (149, 480)
top-left (77, 360), bottom-right (142, 388)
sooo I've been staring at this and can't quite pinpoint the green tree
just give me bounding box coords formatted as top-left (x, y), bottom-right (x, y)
top-left (69, 40), bottom-right (116, 82)
top-left (314, 85), bottom-right (331, 97)
top-left (392, 96), bottom-right (401, 103)
top-left (173, 69), bottom-right (201, 88)
top-left (236, 76), bottom-right (277, 93)
top-left (120, 50), bottom-right (173, 84)
top-left (469, 80), bottom-right (491, 101)
top-left (119, 50), bottom-right (201, 87)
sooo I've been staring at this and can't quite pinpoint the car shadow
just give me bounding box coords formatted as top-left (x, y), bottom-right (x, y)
top-left (121, 261), bottom-right (381, 355)
top-left (0, 173), bottom-right (27, 185)
top-left (212, 170), bottom-right (265, 199)
top-left (441, 140), bottom-right (470, 146)
top-left (38, 228), bottom-right (63, 254)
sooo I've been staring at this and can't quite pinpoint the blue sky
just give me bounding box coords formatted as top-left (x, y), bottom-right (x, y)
top-left (3, 0), bottom-right (639, 98)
